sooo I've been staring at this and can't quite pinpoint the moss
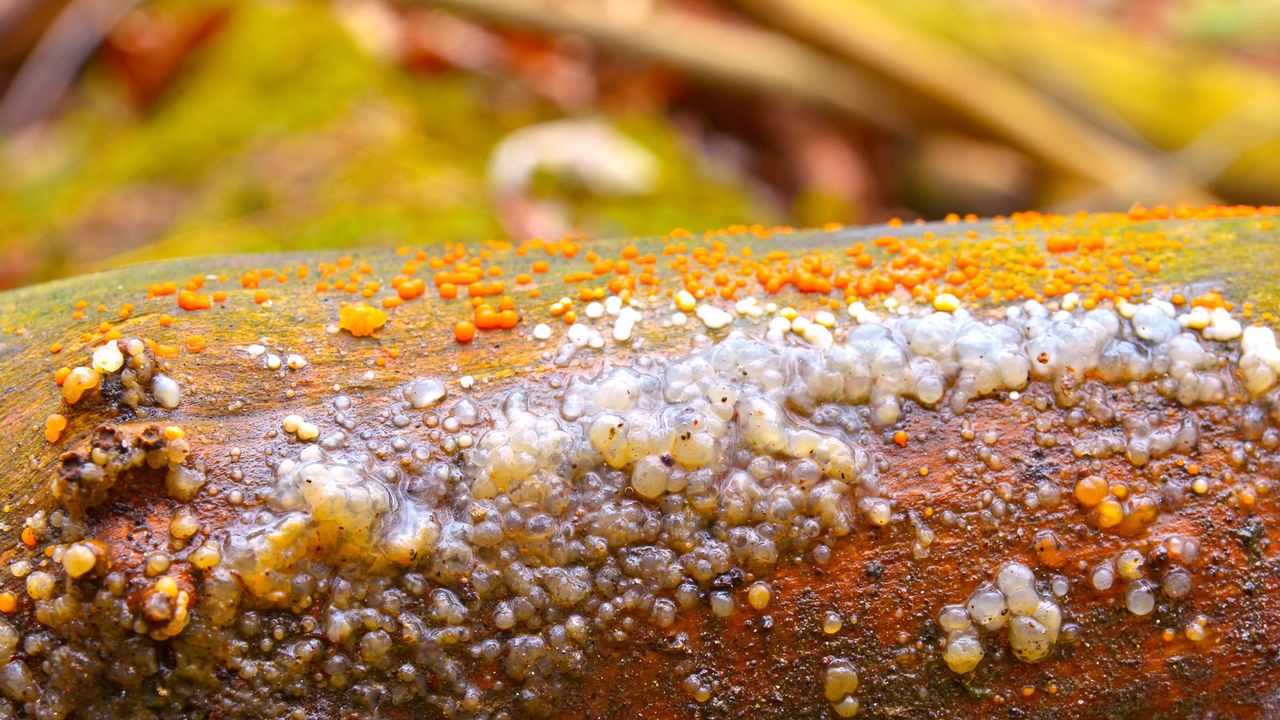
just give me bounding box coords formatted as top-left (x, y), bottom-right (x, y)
top-left (1164, 218), bottom-right (1280, 325)
top-left (0, 1), bottom-right (769, 288)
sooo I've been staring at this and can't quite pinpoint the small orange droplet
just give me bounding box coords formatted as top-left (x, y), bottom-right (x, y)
top-left (1074, 475), bottom-right (1108, 507)
top-left (453, 320), bottom-right (476, 344)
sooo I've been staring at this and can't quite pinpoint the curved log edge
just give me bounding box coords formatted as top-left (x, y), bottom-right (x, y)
top-left (0, 208), bottom-right (1277, 719)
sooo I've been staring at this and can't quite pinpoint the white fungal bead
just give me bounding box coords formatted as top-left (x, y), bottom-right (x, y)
top-left (1162, 568), bottom-right (1192, 599)
top-left (674, 290), bottom-right (696, 312)
top-left (996, 563), bottom-right (1034, 595)
top-left (152, 375), bottom-right (181, 409)
top-left (1241, 326), bottom-right (1280, 394)
top-left (1132, 304), bottom-right (1178, 343)
top-left (1185, 615), bottom-right (1209, 642)
top-left (630, 457), bottom-right (668, 500)
top-left (169, 509), bottom-right (200, 540)
top-left (1005, 586), bottom-right (1040, 617)
top-left (1008, 616), bottom-right (1053, 663)
top-left (612, 308), bottom-right (640, 343)
top-left (709, 591), bottom-right (733, 618)
top-left (865, 499), bottom-right (891, 526)
top-left (405, 378), bottom-right (446, 408)
top-left (1124, 580), bottom-right (1157, 616)
top-left (296, 422), bottom-right (318, 442)
top-left (942, 631), bottom-right (984, 674)
top-left (799, 322), bottom-right (834, 349)
top-left (1050, 575), bottom-right (1070, 597)
top-left (1032, 599), bottom-right (1062, 643)
top-left (937, 604), bottom-right (971, 633)
top-left (1091, 563), bottom-right (1115, 591)
top-left (695, 304), bottom-right (733, 330)
top-left (91, 343), bottom-right (124, 373)
top-left (965, 586), bottom-right (1007, 631)
top-left (1204, 307), bottom-right (1242, 341)
top-left (61, 544), bottom-right (97, 579)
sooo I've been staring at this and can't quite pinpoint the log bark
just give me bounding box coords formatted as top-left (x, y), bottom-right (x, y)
top-left (0, 214), bottom-right (1278, 718)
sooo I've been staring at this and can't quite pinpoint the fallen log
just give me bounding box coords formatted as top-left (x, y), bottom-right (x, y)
top-left (0, 208), bottom-right (1279, 719)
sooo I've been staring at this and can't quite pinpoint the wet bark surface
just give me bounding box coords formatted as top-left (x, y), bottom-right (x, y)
top-left (0, 215), bottom-right (1278, 718)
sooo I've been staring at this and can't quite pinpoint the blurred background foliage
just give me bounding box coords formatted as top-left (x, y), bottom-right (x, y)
top-left (0, 0), bottom-right (1278, 288)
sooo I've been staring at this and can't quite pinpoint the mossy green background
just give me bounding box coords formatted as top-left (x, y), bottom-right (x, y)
top-left (0, 0), bottom-right (771, 287)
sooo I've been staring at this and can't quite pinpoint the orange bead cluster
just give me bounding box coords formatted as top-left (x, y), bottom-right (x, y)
top-left (47, 205), bottom-right (1280, 380)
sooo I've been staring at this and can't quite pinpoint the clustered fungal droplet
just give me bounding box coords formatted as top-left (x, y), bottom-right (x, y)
top-left (823, 658), bottom-right (860, 717)
top-left (60, 367), bottom-right (99, 405)
top-left (1088, 538), bottom-right (1198, 617)
top-left (338, 302), bottom-right (388, 337)
top-left (58, 541), bottom-right (102, 579)
top-left (941, 562), bottom-right (1065, 673)
top-left (52, 424), bottom-right (195, 514)
top-left (59, 337), bottom-right (176, 411)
